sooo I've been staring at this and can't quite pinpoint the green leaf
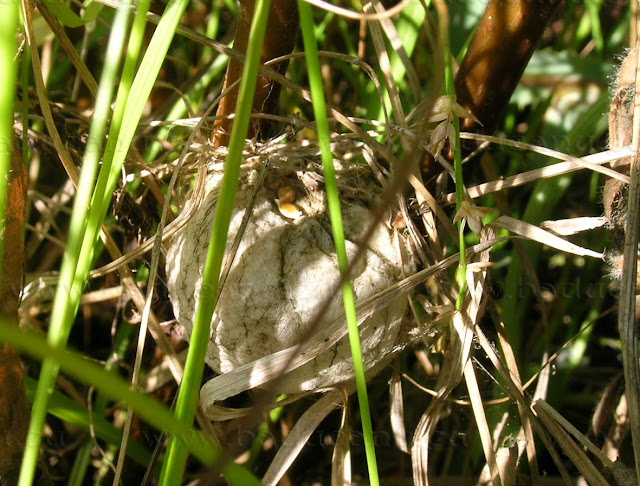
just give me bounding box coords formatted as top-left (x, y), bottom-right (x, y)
top-left (40, 0), bottom-right (103, 28)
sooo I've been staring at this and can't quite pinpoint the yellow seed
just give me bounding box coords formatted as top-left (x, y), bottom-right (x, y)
top-left (276, 200), bottom-right (303, 219)
top-left (277, 186), bottom-right (296, 204)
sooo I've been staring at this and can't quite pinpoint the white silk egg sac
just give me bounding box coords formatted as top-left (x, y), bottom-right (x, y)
top-left (165, 165), bottom-right (416, 394)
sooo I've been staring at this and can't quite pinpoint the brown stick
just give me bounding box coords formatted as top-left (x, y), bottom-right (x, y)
top-left (0, 142), bottom-right (30, 484)
top-left (454, 0), bottom-right (561, 135)
top-left (212, 0), bottom-right (299, 147)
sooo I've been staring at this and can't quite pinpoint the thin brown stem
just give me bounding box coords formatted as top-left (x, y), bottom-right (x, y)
top-left (212, 0), bottom-right (299, 146)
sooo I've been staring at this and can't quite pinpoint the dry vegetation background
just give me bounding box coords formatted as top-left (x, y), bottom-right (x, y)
top-left (2, 0), bottom-right (640, 484)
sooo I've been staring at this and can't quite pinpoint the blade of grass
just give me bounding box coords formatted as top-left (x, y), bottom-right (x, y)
top-left (364, 0), bottom-right (426, 123)
top-left (0, 0), bottom-right (19, 283)
top-left (463, 359), bottom-right (502, 486)
top-left (0, 320), bottom-right (261, 485)
top-left (18, 2), bottom-right (134, 483)
top-left (158, 0), bottom-right (272, 482)
top-left (298, 1), bottom-right (380, 485)
top-left (39, 0), bottom-right (103, 28)
top-left (262, 390), bottom-right (344, 485)
top-left (22, 376), bottom-right (154, 471)
top-left (74, 0), bottom-right (182, 296)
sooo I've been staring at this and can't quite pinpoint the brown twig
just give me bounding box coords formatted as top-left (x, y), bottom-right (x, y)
top-left (212, 0), bottom-right (299, 146)
top-left (454, 0), bottom-right (561, 136)
top-left (0, 142), bottom-right (30, 484)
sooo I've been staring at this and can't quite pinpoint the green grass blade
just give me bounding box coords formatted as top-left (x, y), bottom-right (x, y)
top-left (298, 2), bottom-right (380, 485)
top-left (158, 1), bottom-right (271, 483)
top-left (0, 320), bottom-right (239, 471)
top-left (18, 3), bottom-right (133, 483)
top-left (22, 377), bottom-right (154, 471)
top-left (433, 0), bottom-right (466, 305)
top-left (40, 0), bottom-right (103, 28)
top-left (76, 0), bottom-right (152, 274)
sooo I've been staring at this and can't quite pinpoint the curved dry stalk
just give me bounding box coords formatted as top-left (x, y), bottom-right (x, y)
top-left (303, 0), bottom-right (412, 21)
top-left (443, 146), bottom-right (633, 205)
top-left (533, 400), bottom-right (613, 486)
top-left (464, 359), bottom-right (502, 486)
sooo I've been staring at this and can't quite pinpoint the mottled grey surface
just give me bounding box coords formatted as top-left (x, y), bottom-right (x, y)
top-left (166, 167), bottom-right (414, 392)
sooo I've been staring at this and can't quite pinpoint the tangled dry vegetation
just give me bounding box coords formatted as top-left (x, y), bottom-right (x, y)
top-left (5, 0), bottom-right (640, 484)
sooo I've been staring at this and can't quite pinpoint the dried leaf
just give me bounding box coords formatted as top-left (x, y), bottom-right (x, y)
top-left (262, 390), bottom-right (344, 486)
top-left (540, 216), bottom-right (607, 236)
top-left (464, 360), bottom-right (503, 486)
top-left (331, 393), bottom-right (351, 486)
top-left (534, 400), bottom-right (612, 486)
top-left (389, 366), bottom-right (408, 453)
top-left (491, 215), bottom-right (603, 259)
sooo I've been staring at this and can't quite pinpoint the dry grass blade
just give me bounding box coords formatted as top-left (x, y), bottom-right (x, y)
top-left (540, 217), bottom-right (607, 236)
top-left (464, 360), bottom-right (502, 486)
top-left (536, 399), bottom-right (625, 477)
top-left (389, 365), bottom-right (409, 453)
top-left (21, 0), bottom-right (78, 186)
top-left (371, 0), bottom-right (422, 103)
top-left (331, 390), bottom-right (352, 486)
top-left (302, 0), bottom-right (412, 20)
top-left (443, 146), bottom-right (633, 204)
top-left (262, 390), bottom-right (345, 486)
top-left (490, 216), bottom-right (603, 259)
top-left (488, 305), bottom-right (540, 484)
top-left (460, 133), bottom-right (632, 183)
top-left (533, 400), bottom-right (611, 486)
top-left (365, 2), bottom-right (406, 129)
